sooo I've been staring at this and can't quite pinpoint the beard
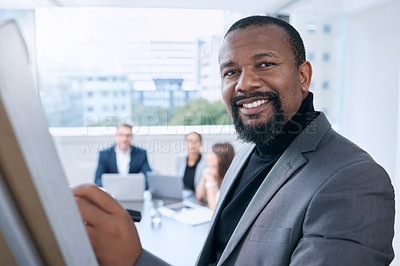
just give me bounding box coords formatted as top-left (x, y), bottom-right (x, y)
top-left (231, 91), bottom-right (285, 145)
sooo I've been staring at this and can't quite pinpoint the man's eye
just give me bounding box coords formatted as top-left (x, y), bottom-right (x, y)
top-left (223, 69), bottom-right (238, 77)
top-left (259, 62), bottom-right (275, 67)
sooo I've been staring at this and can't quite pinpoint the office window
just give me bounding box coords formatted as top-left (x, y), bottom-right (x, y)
top-left (35, 8), bottom-right (227, 127)
top-left (30, 8), bottom-right (344, 129)
top-left (292, 14), bottom-right (343, 130)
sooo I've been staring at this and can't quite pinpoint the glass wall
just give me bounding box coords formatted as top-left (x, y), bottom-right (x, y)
top-left (1, 8), bottom-right (343, 129)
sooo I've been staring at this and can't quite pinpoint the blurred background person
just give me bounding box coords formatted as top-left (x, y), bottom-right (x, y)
top-left (196, 142), bottom-right (235, 210)
top-left (94, 123), bottom-right (152, 188)
top-left (175, 132), bottom-right (207, 191)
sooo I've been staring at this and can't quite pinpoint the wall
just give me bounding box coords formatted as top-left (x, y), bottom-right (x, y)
top-left (340, 1), bottom-right (400, 263)
top-left (341, 0), bottom-right (400, 179)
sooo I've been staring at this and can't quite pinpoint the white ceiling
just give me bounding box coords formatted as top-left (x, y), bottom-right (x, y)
top-left (0, 0), bottom-right (395, 15)
top-left (0, 0), bottom-right (299, 13)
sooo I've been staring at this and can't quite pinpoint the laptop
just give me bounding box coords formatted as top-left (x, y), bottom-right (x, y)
top-left (147, 172), bottom-right (186, 200)
top-left (102, 173), bottom-right (145, 201)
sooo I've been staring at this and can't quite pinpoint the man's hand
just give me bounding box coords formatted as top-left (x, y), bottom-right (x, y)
top-left (73, 184), bottom-right (142, 266)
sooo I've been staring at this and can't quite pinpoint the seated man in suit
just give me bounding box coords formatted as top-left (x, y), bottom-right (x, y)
top-left (75, 15), bottom-right (394, 266)
top-left (94, 123), bottom-right (152, 188)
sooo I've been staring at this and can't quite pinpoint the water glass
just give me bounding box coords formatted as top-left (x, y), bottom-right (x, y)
top-left (150, 199), bottom-right (164, 225)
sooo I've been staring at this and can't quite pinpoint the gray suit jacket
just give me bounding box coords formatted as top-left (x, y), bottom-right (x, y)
top-left (137, 113), bottom-right (395, 266)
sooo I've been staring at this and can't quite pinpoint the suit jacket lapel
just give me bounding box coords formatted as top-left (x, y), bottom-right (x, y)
top-left (214, 145), bottom-right (255, 216)
top-left (196, 113), bottom-right (332, 266)
top-left (129, 146), bottom-right (135, 172)
top-left (196, 145), bottom-right (254, 266)
top-left (110, 147), bottom-right (118, 172)
top-left (218, 146), bottom-right (307, 265)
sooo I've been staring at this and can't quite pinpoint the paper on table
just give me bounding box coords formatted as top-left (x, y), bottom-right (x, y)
top-left (159, 201), bottom-right (214, 226)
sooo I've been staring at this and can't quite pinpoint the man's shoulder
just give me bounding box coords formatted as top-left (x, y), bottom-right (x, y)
top-left (131, 145), bottom-right (147, 154)
top-left (99, 145), bottom-right (115, 154)
top-left (302, 114), bottom-right (380, 168)
top-left (320, 128), bottom-right (376, 163)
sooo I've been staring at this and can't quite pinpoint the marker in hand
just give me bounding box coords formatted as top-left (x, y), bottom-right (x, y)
top-left (126, 209), bottom-right (141, 222)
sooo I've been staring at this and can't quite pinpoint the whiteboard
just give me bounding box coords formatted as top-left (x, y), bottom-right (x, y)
top-left (0, 20), bottom-right (97, 265)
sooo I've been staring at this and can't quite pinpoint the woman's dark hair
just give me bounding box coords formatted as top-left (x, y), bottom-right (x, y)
top-left (212, 142), bottom-right (235, 185)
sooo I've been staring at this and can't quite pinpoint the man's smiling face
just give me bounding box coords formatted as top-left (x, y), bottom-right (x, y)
top-left (219, 24), bottom-right (311, 143)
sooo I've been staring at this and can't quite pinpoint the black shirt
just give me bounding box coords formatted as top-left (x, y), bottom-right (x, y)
top-left (208, 93), bottom-right (318, 265)
top-left (183, 154), bottom-right (202, 191)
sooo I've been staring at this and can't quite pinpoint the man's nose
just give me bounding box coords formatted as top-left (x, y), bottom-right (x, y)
top-left (235, 67), bottom-right (262, 92)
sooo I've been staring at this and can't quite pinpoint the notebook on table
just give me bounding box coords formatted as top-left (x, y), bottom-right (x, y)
top-left (159, 201), bottom-right (214, 226)
top-left (102, 173), bottom-right (145, 201)
top-left (147, 172), bottom-right (186, 200)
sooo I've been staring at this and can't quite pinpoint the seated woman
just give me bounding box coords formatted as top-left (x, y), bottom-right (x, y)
top-left (175, 132), bottom-right (207, 191)
top-left (195, 142), bottom-right (235, 210)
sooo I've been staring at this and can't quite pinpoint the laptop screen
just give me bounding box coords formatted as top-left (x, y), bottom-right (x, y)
top-left (102, 173), bottom-right (145, 201)
top-left (147, 173), bottom-right (184, 199)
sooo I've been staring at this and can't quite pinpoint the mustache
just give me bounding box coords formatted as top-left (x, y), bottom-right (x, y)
top-left (231, 91), bottom-right (279, 106)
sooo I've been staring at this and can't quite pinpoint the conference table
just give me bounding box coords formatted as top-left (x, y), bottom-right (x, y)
top-left (120, 192), bottom-right (211, 266)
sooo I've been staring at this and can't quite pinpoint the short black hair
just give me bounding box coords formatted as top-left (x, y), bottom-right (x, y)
top-left (225, 15), bottom-right (306, 68)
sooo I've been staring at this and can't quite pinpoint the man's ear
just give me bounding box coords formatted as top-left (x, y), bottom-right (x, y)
top-left (298, 61), bottom-right (312, 97)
